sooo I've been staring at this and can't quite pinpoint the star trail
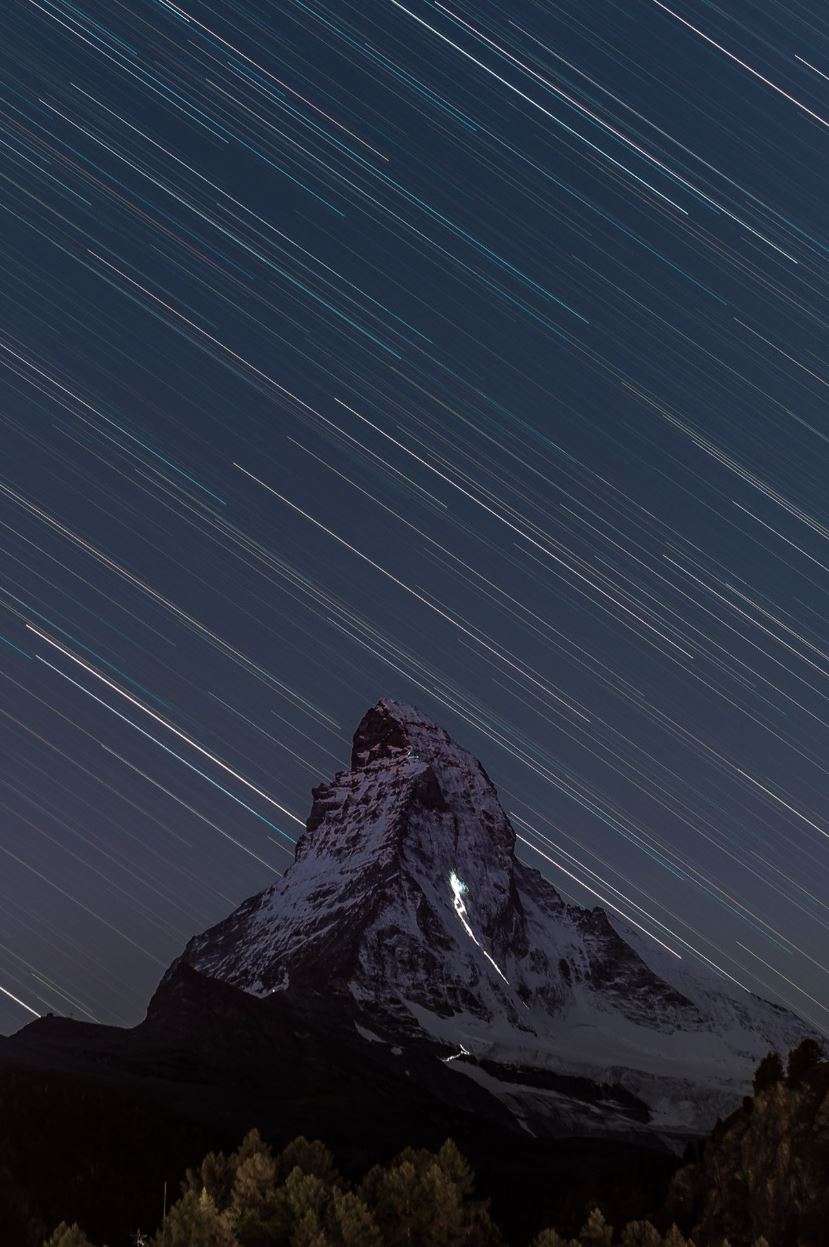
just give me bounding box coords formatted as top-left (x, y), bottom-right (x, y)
top-left (0, 0), bottom-right (826, 1034)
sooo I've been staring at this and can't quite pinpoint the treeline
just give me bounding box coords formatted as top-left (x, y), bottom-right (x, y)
top-left (34, 1130), bottom-right (774, 1247)
top-left (41, 1040), bottom-right (826, 1247)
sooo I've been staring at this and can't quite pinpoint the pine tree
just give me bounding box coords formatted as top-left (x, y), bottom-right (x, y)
top-left (786, 1037), bottom-right (822, 1085)
top-left (289, 1209), bottom-right (330, 1247)
top-left (464, 1199), bottom-right (504, 1246)
top-left (281, 1168), bottom-right (330, 1222)
top-left (233, 1202), bottom-right (291, 1247)
top-left (662, 1226), bottom-right (688, 1247)
top-left (232, 1151), bottom-right (279, 1217)
top-left (529, 1230), bottom-right (569, 1247)
top-left (362, 1155), bottom-right (417, 1245)
top-left (154, 1188), bottom-right (237, 1247)
top-left (435, 1139), bottom-right (474, 1199)
top-left (620, 1220), bottom-right (662, 1247)
top-left (331, 1191), bottom-right (383, 1247)
top-left (362, 1141), bottom-right (501, 1247)
top-left (43, 1225), bottom-right (96, 1247)
top-left (362, 1154), bottom-right (441, 1246)
top-left (232, 1129), bottom-right (272, 1170)
top-left (231, 1151), bottom-right (294, 1247)
top-left (579, 1206), bottom-right (613, 1246)
top-left (753, 1052), bottom-right (783, 1093)
top-left (201, 1150), bottom-right (234, 1209)
top-left (276, 1138), bottom-right (340, 1187)
top-left (429, 1159), bottom-right (470, 1244)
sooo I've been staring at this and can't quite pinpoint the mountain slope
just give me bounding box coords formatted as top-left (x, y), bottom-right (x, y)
top-left (178, 698), bottom-right (813, 1137)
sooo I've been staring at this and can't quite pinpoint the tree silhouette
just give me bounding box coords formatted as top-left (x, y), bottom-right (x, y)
top-left (786, 1037), bottom-right (822, 1085)
top-left (753, 1051), bottom-right (784, 1093)
top-left (43, 1226), bottom-right (95, 1247)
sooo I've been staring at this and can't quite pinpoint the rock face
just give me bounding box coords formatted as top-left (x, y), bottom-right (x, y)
top-left (667, 1057), bottom-right (829, 1245)
top-left (177, 698), bottom-right (814, 1140)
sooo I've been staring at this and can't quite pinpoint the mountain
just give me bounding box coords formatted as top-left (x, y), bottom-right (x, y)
top-left (1, 696), bottom-right (816, 1245)
top-left (176, 697), bottom-right (813, 1140)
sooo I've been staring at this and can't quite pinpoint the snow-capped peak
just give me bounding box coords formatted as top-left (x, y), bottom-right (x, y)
top-left (176, 698), bottom-right (816, 1139)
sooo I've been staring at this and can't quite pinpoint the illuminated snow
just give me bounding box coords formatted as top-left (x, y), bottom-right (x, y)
top-left (450, 870), bottom-right (509, 984)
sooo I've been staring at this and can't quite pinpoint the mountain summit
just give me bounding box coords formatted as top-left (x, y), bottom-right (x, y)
top-left (178, 698), bottom-right (813, 1139)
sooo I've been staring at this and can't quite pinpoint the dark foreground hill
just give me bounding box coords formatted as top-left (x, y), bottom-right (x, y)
top-left (30, 1043), bottom-right (829, 1246)
top-left (0, 963), bottom-right (675, 1246)
top-left (4, 982), bottom-right (827, 1246)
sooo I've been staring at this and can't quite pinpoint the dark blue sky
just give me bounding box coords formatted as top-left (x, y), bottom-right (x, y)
top-left (0, 0), bottom-right (826, 1032)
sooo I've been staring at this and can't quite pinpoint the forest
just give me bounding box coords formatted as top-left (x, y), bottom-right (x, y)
top-left (39, 1039), bottom-right (828, 1247)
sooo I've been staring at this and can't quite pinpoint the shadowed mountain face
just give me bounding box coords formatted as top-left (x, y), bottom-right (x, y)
top-left (0, 963), bottom-right (677, 1246)
top-left (178, 698), bottom-right (814, 1138)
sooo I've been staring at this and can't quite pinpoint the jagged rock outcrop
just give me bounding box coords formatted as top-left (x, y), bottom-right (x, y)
top-left (666, 1055), bottom-right (829, 1246)
top-left (177, 698), bottom-right (815, 1139)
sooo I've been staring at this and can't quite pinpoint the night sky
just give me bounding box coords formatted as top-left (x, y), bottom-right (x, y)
top-left (0, 0), bottom-right (826, 1035)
